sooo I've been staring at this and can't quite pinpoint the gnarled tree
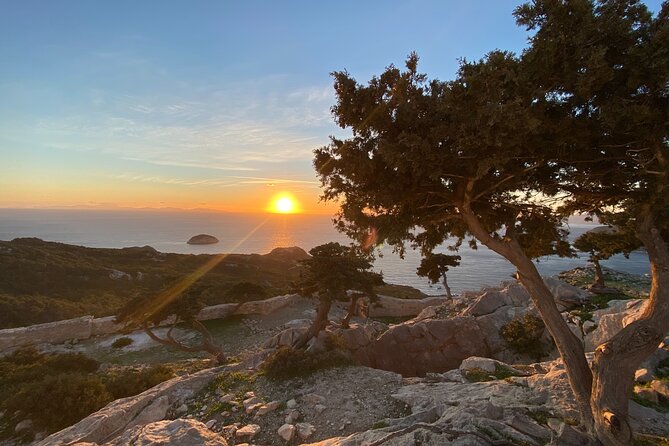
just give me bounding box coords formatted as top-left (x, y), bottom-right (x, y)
top-left (293, 242), bottom-right (381, 348)
top-left (314, 1), bottom-right (668, 443)
top-left (116, 285), bottom-right (228, 363)
top-left (574, 227), bottom-right (640, 290)
top-left (416, 253), bottom-right (461, 298)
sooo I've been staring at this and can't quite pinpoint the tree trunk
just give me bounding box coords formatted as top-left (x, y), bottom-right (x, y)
top-left (590, 212), bottom-right (669, 446)
top-left (342, 294), bottom-right (361, 329)
top-left (143, 320), bottom-right (226, 364)
top-left (459, 195), bottom-right (595, 431)
top-left (592, 259), bottom-right (606, 289)
top-left (294, 297), bottom-right (332, 349)
top-left (441, 273), bottom-right (452, 299)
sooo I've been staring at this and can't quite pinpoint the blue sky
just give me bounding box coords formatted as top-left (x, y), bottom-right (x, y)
top-left (0, 0), bottom-right (663, 212)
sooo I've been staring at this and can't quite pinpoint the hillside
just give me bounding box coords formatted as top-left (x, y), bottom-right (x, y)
top-left (0, 239), bottom-right (425, 329)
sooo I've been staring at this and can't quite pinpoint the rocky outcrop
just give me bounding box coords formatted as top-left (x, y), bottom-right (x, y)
top-left (0, 294), bottom-right (300, 355)
top-left (105, 419), bottom-right (228, 446)
top-left (303, 357), bottom-right (669, 446)
top-left (187, 234), bottom-right (219, 245)
top-left (368, 295), bottom-right (449, 318)
top-left (339, 281), bottom-right (555, 376)
top-left (38, 366), bottom-right (226, 446)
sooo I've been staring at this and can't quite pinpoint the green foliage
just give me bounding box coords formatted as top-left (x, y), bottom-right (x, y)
top-left (104, 365), bottom-right (174, 399)
top-left (261, 347), bottom-right (353, 380)
top-left (224, 282), bottom-right (267, 302)
top-left (5, 372), bottom-right (112, 433)
top-left (372, 420), bottom-right (389, 429)
top-left (0, 348), bottom-right (173, 438)
top-left (297, 242), bottom-right (382, 303)
top-left (574, 227), bottom-right (640, 263)
top-left (208, 371), bottom-right (256, 393)
top-left (500, 315), bottom-right (549, 361)
top-left (416, 254), bottom-right (461, 283)
top-left (464, 364), bottom-right (519, 382)
top-left (111, 336), bottom-right (134, 349)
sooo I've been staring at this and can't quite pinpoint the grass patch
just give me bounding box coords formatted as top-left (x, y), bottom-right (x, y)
top-left (500, 315), bottom-right (549, 361)
top-left (634, 435), bottom-right (669, 446)
top-left (464, 364), bottom-right (519, 383)
top-left (372, 420), bottom-right (389, 429)
top-left (631, 393), bottom-right (669, 413)
top-left (261, 347), bottom-right (353, 380)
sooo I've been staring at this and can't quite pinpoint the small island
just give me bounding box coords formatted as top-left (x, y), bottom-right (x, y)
top-left (187, 234), bottom-right (219, 245)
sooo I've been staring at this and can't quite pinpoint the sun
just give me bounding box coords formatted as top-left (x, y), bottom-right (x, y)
top-left (269, 194), bottom-right (300, 214)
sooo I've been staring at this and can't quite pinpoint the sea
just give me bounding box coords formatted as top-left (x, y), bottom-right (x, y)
top-left (0, 209), bottom-right (651, 295)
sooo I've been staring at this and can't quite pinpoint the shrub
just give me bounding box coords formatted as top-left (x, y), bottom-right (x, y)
top-left (500, 314), bottom-right (549, 361)
top-left (224, 282), bottom-right (267, 302)
top-left (104, 365), bottom-right (174, 399)
top-left (111, 336), bottom-right (134, 349)
top-left (261, 347), bottom-right (353, 380)
top-left (4, 372), bottom-right (112, 432)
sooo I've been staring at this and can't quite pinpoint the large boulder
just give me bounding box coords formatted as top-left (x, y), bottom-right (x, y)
top-left (187, 234), bottom-right (219, 245)
top-left (543, 276), bottom-right (592, 311)
top-left (105, 419), bottom-right (228, 446)
top-left (368, 295), bottom-right (449, 318)
top-left (354, 316), bottom-right (490, 376)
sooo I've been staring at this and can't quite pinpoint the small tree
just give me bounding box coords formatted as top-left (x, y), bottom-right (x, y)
top-left (416, 253), bottom-right (461, 298)
top-left (116, 285), bottom-right (227, 363)
top-left (573, 227), bottom-right (640, 290)
top-left (293, 242), bottom-right (381, 348)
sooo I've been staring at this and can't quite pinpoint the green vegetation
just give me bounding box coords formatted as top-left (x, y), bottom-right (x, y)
top-left (0, 239), bottom-right (305, 328)
top-left (500, 315), bottom-right (549, 362)
top-left (634, 435), bottom-right (669, 446)
top-left (0, 347), bottom-right (174, 441)
top-left (574, 228), bottom-right (640, 289)
top-left (464, 364), bottom-right (520, 383)
top-left (372, 420), bottom-right (389, 429)
top-left (261, 346), bottom-right (353, 380)
top-left (313, 0), bottom-right (668, 441)
top-left (416, 253), bottom-right (461, 299)
top-left (111, 336), bottom-right (134, 349)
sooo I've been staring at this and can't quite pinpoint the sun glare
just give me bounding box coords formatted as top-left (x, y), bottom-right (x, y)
top-left (269, 194), bottom-right (300, 214)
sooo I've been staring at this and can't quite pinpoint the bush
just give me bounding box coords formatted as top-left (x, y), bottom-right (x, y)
top-left (111, 336), bottom-right (134, 349)
top-left (261, 347), bottom-right (353, 380)
top-left (500, 314), bottom-right (549, 361)
top-left (104, 365), bottom-right (174, 399)
top-left (4, 372), bottom-right (112, 432)
top-left (224, 282), bottom-right (267, 302)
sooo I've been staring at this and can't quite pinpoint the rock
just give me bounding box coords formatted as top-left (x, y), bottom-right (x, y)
top-left (314, 404), bottom-right (326, 414)
top-left (296, 422), bottom-right (316, 440)
top-left (286, 398), bottom-right (298, 409)
top-left (651, 380), bottom-right (669, 401)
top-left (463, 290), bottom-right (506, 316)
top-left (235, 424), bottom-right (261, 441)
top-left (368, 295), bottom-right (449, 318)
top-left (15, 419), bottom-right (33, 432)
top-left (285, 409), bottom-right (300, 424)
top-left (543, 276), bottom-right (591, 310)
top-left (245, 403), bottom-right (263, 415)
top-left (242, 396), bottom-right (261, 410)
top-left (547, 419), bottom-right (592, 446)
top-left (277, 423), bottom-right (296, 442)
top-left (38, 366), bottom-right (224, 446)
top-left (256, 401), bottom-right (280, 416)
top-left (128, 396), bottom-right (169, 429)
top-left (187, 234), bottom-right (219, 245)
top-left (459, 356), bottom-right (521, 375)
top-left (205, 419), bottom-right (216, 429)
top-left (302, 393), bottom-right (326, 406)
top-left (635, 368), bottom-right (653, 383)
top-left (218, 393), bottom-right (235, 403)
top-left (175, 404), bottom-right (188, 415)
top-left (106, 419), bottom-right (228, 445)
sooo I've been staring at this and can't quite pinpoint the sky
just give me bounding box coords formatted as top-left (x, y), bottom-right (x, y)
top-left (1, 1), bottom-right (663, 214)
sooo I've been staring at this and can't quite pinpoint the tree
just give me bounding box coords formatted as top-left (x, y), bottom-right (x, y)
top-left (293, 242), bottom-right (381, 348)
top-left (116, 285), bottom-right (227, 363)
top-left (573, 227), bottom-right (640, 289)
top-left (314, 1), bottom-right (668, 443)
top-left (514, 1), bottom-right (669, 443)
top-left (416, 253), bottom-right (461, 298)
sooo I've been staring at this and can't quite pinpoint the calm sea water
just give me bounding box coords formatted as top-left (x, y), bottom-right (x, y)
top-left (0, 209), bottom-right (650, 295)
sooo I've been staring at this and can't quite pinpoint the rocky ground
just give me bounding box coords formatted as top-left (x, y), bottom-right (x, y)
top-left (7, 267), bottom-right (669, 445)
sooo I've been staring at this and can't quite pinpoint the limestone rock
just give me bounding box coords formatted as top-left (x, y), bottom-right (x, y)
top-left (256, 401), bottom-right (280, 416)
top-left (106, 419), bottom-right (228, 446)
top-left (277, 423), bottom-right (296, 442)
top-left (296, 422), bottom-right (316, 440)
top-left (235, 424), bottom-right (261, 441)
top-left (15, 419), bottom-right (33, 433)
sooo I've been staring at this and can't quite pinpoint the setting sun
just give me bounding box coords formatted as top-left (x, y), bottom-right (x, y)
top-left (269, 193), bottom-right (300, 214)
